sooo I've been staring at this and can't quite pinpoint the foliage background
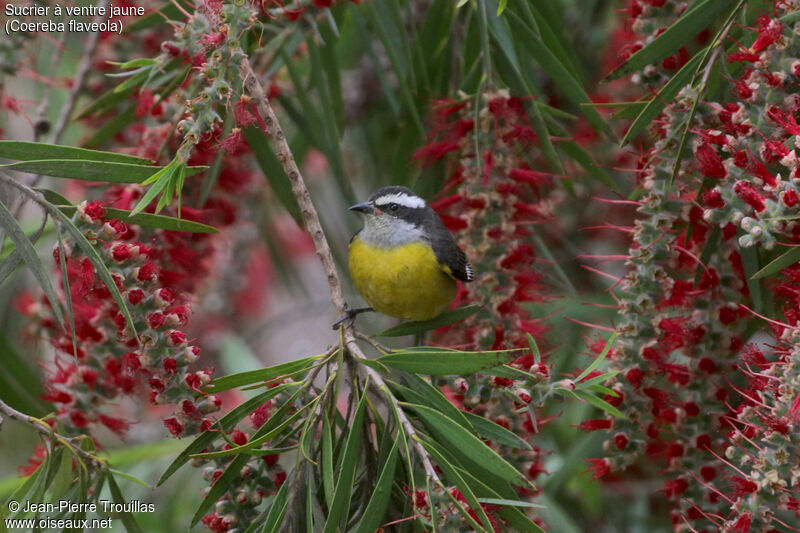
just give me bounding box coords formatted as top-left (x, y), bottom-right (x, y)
top-left (1, 0), bottom-right (797, 532)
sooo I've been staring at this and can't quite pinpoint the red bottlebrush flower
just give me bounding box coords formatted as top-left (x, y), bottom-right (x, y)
top-left (80, 368), bottom-right (98, 388)
top-left (782, 189), bottom-right (799, 207)
top-left (283, 8), bottom-right (304, 21)
top-left (575, 419), bottom-right (612, 431)
top-left (19, 445), bottom-right (47, 476)
top-left (695, 143), bottom-right (727, 179)
top-left (70, 410), bottom-right (90, 428)
top-left (127, 288), bottom-right (146, 305)
top-left (730, 475), bottom-right (758, 497)
top-left (135, 90), bottom-right (155, 117)
top-left (584, 458), bottom-right (611, 479)
top-left (147, 312), bottom-right (166, 330)
top-left (508, 167), bottom-right (553, 189)
top-left (42, 389), bottom-right (73, 404)
top-left (613, 433), bottom-right (628, 450)
top-left (313, 0), bottom-right (333, 6)
top-left (500, 244), bottom-right (535, 269)
top-left (168, 330), bottom-right (187, 346)
top-left (663, 477), bottom-right (688, 498)
top-left (728, 50), bottom-right (761, 63)
top-left (731, 513), bottom-right (751, 532)
top-left (274, 471), bottom-right (287, 487)
top-left (99, 414), bottom-right (130, 435)
top-left (438, 213), bottom-right (469, 231)
top-left (489, 376), bottom-right (514, 388)
top-left (733, 181), bottom-right (766, 212)
top-left (412, 141), bottom-right (459, 165)
top-left (230, 430), bottom-right (248, 446)
top-left (135, 262), bottom-right (159, 282)
top-left (79, 201), bottom-right (105, 221)
top-left (250, 403), bottom-right (271, 428)
top-left (750, 17), bottom-right (783, 53)
top-left (263, 454), bottom-right (279, 467)
top-left (702, 189), bottom-right (724, 208)
top-left (110, 243), bottom-right (132, 262)
top-left (163, 358), bottom-right (178, 375)
top-left (163, 417), bottom-right (184, 437)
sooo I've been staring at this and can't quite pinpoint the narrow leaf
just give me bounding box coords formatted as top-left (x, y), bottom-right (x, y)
top-left (604, 0), bottom-right (732, 81)
top-left (323, 390), bottom-right (368, 533)
top-left (405, 403), bottom-right (528, 487)
top-left (751, 245), bottom-right (800, 279)
top-left (378, 305), bottom-right (482, 337)
top-left (207, 355), bottom-right (323, 393)
top-left (376, 347), bottom-right (524, 375)
top-left (352, 440), bottom-right (399, 533)
top-left (0, 141), bottom-right (151, 164)
top-left (0, 199), bottom-right (64, 327)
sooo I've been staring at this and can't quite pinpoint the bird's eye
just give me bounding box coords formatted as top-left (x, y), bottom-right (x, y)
top-left (389, 203), bottom-right (400, 211)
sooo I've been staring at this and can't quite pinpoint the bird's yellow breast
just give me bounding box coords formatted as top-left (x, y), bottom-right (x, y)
top-left (349, 236), bottom-right (457, 321)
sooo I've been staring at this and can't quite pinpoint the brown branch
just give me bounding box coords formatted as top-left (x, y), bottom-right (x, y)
top-left (239, 58), bottom-right (347, 318)
top-left (238, 58), bottom-right (440, 483)
top-left (49, 0), bottom-right (111, 144)
top-left (0, 398), bottom-right (106, 470)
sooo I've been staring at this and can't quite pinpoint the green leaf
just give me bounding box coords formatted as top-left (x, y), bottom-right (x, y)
top-left (242, 126), bottom-right (302, 225)
top-left (739, 240), bottom-right (763, 312)
top-left (477, 498), bottom-right (543, 508)
top-left (621, 52), bottom-right (704, 145)
top-left (323, 390), bottom-right (368, 533)
top-left (261, 475), bottom-right (291, 533)
top-left (51, 203), bottom-right (218, 234)
top-left (0, 160), bottom-right (205, 184)
top-left (375, 347), bottom-right (524, 375)
top-left (378, 305), bottom-right (482, 337)
top-left (398, 373), bottom-right (472, 430)
top-left (83, 106), bottom-right (137, 148)
top-left (129, 163), bottom-right (178, 216)
top-left (352, 440), bottom-right (398, 533)
top-left (0, 199), bottom-right (64, 327)
top-left (604, 0), bottom-right (733, 81)
top-left (191, 455), bottom-right (249, 526)
top-left (419, 439), bottom-right (493, 532)
top-left (404, 403), bottom-right (529, 487)
top-left (0, 141), bottom-right (151, 164)
top-left (157, 383), bottom-right (297, 485)
top-left (562, 389), bottom-right (625, 419)
top-left (497, 0), bottom-right (507, 15)
top-left (107, 58), bottom-right (158, 69)
top-left (506, 16), bottom-right (611, 138)
top-left (557, 141), bottom-right (617, 191)
top-left (207, 354), bottom-right (323, 393)
top-left (321, 415), bottom-right (335, 506)
top-left (0, 332), bottom-right (47, 415)
top-left (575, 332), bottom-right (617, 382)
top-left (462, 411), bottom-right (532, 451)
top-left (751, 245), bottom-right (800, 279)
top-left (107, 472), bottom-right (144, 533)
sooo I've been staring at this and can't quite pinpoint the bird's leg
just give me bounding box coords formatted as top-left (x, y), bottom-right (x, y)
top-left (415, 331), bottom-right (425, 346)
top-left (331, 306), bottom-right (374, 330)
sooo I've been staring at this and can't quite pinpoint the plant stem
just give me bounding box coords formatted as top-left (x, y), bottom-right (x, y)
top-left (0, 398), bottom-right (106, 470)
top-left (238, 57), bottom-right (441, 483)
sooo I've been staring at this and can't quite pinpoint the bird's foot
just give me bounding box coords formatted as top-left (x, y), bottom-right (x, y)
top-left (331, 307), bottom-right (373, 330)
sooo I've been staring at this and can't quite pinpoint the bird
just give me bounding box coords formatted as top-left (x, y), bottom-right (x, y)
top-left (342, 185), bottom-right (473, 325)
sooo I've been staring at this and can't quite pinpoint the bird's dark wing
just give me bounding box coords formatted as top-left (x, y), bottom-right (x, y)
top-left (427, 212), bottom-right (474, 282)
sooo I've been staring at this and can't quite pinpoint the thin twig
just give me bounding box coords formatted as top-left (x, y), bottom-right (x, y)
top-left (238, 58), bottom-right (440, 483)
top-left (33, 30), bottom-right (69, 141)
top-left (0, 398), bottom-right (106, 470)
top-left (49, 0), bottom-right (111, 144)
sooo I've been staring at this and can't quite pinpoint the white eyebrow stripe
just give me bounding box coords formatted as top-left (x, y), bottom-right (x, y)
top-left (373, 192), bottom-right (426, 209)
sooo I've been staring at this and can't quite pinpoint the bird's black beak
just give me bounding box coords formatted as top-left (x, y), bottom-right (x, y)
top-left (349, 202), bottom-right (374, 214)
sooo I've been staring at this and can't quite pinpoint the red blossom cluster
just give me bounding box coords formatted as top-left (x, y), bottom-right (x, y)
top-left (586, 1), bottom-right (800, 531)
